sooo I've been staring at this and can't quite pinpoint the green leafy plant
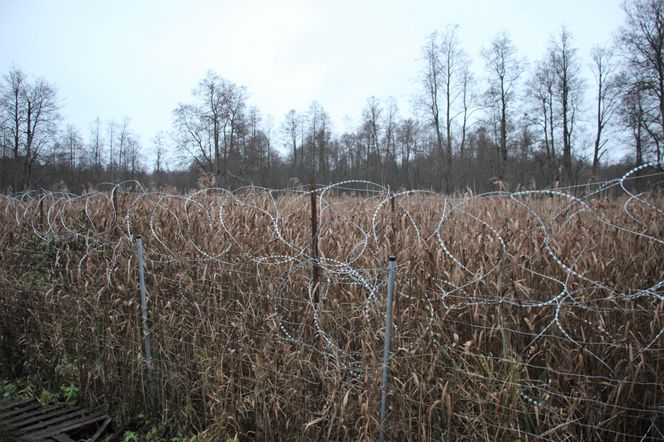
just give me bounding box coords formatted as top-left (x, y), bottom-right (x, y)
top-left (60, 384), bottom-right (79, 403)
top-left (122, 431), bottom-right (139, 442)
top-left (55, 357), bottom-right (78, 379)
top-left (38, 388), bottom-right (58, 404)
top-left (1, 378), bottom-right (29, 400)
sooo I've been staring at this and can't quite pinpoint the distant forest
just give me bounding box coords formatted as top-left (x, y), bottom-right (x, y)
top-left (1, 0), bottom-right (662, 194)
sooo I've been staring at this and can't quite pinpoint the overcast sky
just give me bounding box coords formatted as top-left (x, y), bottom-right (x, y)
top-left (1, 0), bottom-right (626, 157)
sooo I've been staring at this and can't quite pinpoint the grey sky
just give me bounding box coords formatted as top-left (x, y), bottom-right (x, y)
top-left (1, 0), bottom-right (626, 157)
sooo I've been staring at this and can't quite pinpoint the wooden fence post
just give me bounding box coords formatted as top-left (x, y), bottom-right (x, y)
top-left (136, 235), bottom-right (156, 410)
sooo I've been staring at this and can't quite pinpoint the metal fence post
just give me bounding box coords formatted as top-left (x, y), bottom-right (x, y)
top-left (380, 256), bottom-right (397, 442)
top-left (310, 179), bottom-right (320, 304)
top-left (136, 235), bottom-right (156, 409)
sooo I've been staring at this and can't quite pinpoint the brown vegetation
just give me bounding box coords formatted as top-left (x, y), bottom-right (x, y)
top-left (0, 181), bottom-right (662, 440)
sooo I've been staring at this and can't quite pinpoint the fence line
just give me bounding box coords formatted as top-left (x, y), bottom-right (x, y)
top-left (0, 162), bottom-right (663, 439)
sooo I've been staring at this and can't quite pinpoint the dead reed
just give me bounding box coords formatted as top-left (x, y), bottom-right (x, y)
top-left (0, 178), bottom-right (662, 441)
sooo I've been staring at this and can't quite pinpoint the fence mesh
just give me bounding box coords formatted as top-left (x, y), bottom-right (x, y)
top-left (1, 163), bottom-right (663, 440)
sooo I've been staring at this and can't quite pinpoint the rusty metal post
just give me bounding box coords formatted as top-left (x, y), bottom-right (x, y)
top-left (310, 179), bottom-right (320, 304)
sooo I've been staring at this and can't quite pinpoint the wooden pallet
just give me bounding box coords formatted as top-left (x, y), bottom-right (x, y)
top-left (0, 398), bottom-right (112, 441)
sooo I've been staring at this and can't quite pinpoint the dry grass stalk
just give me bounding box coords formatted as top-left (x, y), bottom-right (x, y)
top-left (0, 182), bottom-right (662, 440)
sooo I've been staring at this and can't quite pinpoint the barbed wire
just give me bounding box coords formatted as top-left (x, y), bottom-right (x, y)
top-left (1, 161), bottom-right (663, 439)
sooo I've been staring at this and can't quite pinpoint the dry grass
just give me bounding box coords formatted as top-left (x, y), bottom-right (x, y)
top-left (0, 182), bottom-right (662, 441)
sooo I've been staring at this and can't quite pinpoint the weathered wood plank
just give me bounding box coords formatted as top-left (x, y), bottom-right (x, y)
top-left (3, 405), bottom-right (53, 424)
top-left (0, 398), bottom-right (36, 412)
top-left (51, 434), bottom-right (77, 442)
top-left (25, 412), bottom-right (107, 439)
top-left (8, 404), bottom-right (74, 430)
top-left (15, 407), bottom-right (89, 434)
top-left (0, 401), bottom-right (40, 419)
top-left (88, 416), bottom-right (112, 442)
top-left (1, 399), bottom-right (111, 441)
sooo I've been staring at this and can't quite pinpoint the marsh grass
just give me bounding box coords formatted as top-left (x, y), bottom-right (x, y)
top-left (0, 187), bottom-right (662, 440)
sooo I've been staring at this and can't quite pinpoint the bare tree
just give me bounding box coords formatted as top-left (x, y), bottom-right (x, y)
top-left (200, 72), bottom-right (228, 180)
top-left (173, 71), bottom-right (247, 185)
top-left (618, 0), bottom-right (664, 162)
top-left (48, 124), bottom-right (84, 191)
top-left (620, 77), bottom-right (648, 165)
top-left (263, 114), bottom-right (274, 183)
top-left (383, 98), bottom-right (398, 160)
top-left (550, 27), bottom-right (584, 185)
top-left (420, 26), bottom-right (468, 191)
top-left (421, 32), bottom-right (444, 173)
top-left (245, 106), bottom-right (262, 177)
top-left (172, 104), bottom-right (210, 173)
top-left (481, 31), bottom-right (526, 168)
top-left (64, 124), bottom-right (83, 172)
top-left (315, 107), bottom-right (331, 182)
top-left (107, 120), bottom-right (117, 179)
top-left (590, 45), bottom-right (621, 175)
top-left (0, 124), bottom-right (8, 160)
top-left (222, 83), bottom-right (248, 182)
top-left (396, 118), bottom-right (420, 188)
top-left (382, 97), bottom-right (399, 184)
top-left (361, 96), bottom-right (382, 181)
top-left (0, 67), bottom-right (26, 191)
top-left (126, 136), bottom-right (141, 177)
top-left (153, 131), bottom-right (167, 175)
top-left (117, 118), bottom-right (131, 176)
top-left (440, 26), bottom-right (465, 182)
top-left (304, 101), bottom-right (329, 180)
top-left (24, 78), bottom-right (60, 187)
top-left (529, 58), bottom-right (558, 163)
top-left (459, 64), bottom-right (479, 159)
top-left (0, 67), bottom-right (59, 189)
top-left (618, 70), bottom-right (662, 165)
top-left (89, 117), bottom-right (104, 175)
top-left (283, 109), bottom-right (299, 171)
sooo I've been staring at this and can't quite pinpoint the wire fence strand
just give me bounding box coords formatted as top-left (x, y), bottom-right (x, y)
top-left (0, 163), bottom-right (663, 440)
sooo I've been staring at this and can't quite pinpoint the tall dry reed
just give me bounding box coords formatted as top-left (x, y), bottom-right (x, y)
top-left (0, 178), bottom-right (662, 440)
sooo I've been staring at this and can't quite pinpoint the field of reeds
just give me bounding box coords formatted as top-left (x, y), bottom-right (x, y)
top-left (1, 167), bottom-right (663, 441)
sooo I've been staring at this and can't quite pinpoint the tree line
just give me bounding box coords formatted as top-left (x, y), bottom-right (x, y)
top-left (1, 0), bottom-right (662, 193)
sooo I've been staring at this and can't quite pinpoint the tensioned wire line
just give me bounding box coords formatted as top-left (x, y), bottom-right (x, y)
top-left (0, 161), bottom-right (662, 438)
